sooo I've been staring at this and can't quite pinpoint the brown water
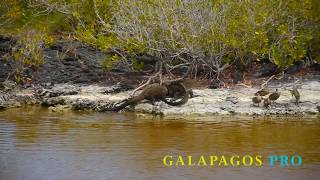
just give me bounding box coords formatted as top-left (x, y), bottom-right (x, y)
top-left (0, 107), bottom-right (319, 180)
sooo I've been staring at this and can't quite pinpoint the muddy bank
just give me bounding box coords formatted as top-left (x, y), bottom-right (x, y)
top-left (1, 80), bottom-right (319, 117)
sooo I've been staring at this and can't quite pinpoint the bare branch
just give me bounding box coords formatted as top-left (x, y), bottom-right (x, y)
top-left (130, 71), bottom-right (161, 96)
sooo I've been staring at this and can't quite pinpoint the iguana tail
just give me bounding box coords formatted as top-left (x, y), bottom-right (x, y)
top-left (161, 93), bottom-right (189, 106)
top-left (161, 82), bottom-right (190, 106)
top-left (111, 99), bottom-right (132, 111)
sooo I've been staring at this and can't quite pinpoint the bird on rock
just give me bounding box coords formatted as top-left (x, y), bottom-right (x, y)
top-left (252, 96), bottom-right (262, 106)
top-left (289, 86), bottom-right (300, 105)
top-left (263, 98), bottom-right (271, 108)
top-left (254, 88), bottom-right (270, 96)
top-left (268, 89), bottom-right (280, 102)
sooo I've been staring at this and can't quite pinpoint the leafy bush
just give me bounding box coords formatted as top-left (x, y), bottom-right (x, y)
top-left (1, 0), bottom-right (319, 79)
top-left (12, 30), bottom-right (51, 83)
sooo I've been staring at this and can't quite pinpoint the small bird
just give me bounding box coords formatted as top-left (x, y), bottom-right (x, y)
top-left (254, 88), bottom-right (270, 96)
top-left (289, 86), bottom-right (300, 105)
top-left (252, 96), bottom-right (262, 106)
top-left (268, 89), bottom-right (280, 102)
top-left (263, 98), bottom-right (271, 108)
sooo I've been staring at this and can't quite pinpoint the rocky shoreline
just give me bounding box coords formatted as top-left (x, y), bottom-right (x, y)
top-left (0, 80), bottom-right (319, 117)
top-left (1, 38), bottom-right (319, 117)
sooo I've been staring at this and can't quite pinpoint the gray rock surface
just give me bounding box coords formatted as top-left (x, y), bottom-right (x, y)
top-left (2, 81), bottom-right (319, 117)
top-left (0, 90), bottom-right (38, 108)
top-left (1, 36), bottom-right (319, 116)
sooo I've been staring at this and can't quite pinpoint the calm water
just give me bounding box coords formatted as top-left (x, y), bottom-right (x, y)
top-left (0, 107), bottom-right (319, 180)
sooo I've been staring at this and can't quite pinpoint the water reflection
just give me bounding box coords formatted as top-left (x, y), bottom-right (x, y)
top-left (0, 107), bottom-right (319, 179)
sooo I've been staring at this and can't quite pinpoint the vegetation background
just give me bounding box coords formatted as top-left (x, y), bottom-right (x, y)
top-left (1, 0), bottom-right (319, 83)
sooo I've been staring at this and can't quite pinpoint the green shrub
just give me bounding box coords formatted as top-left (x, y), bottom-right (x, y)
top-left (1, 0), bottom-right (319, 77)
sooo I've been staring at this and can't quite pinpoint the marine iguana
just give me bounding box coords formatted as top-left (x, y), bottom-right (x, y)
top-left (289, 86), bottom-right (300, 105)
top-left (111, 83), bottom-right (168, 111)
top-left (112, 82), bottom-right (191, 111)
top-left (162, 82), bottom-right (192, 106)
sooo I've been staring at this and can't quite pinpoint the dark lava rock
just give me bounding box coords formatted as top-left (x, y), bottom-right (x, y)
top-left (0, 35), bottom-right (16, 54)
top-left (0, 104), bottom-right (5, 110)
top-left (310, 62), bottom-right (320, 72)
top-left (208, 79), bottom-right (223, 89)
top-left (251, 58), bottom-right (280, 78)
top-left (231, 70), bottom-right (243, 84)
top-left (170, 65), bottom-right (190, 76)
top-left (0, 36), bottom-right (17, 82)
top-left (0, 60), bottom-right (16, 83)
top-left (258, 63), bottom-right (279, 77)
top-left (41, 97), bottom-right (66, 107)
top-left (231, 60), bottom-right (247, 84)
top-left (1, 39), bottom-right (108, 84)
top-left (285, 61), bottom-right (305, 74)
top-left (34, 43), bottom-right (106, 84)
